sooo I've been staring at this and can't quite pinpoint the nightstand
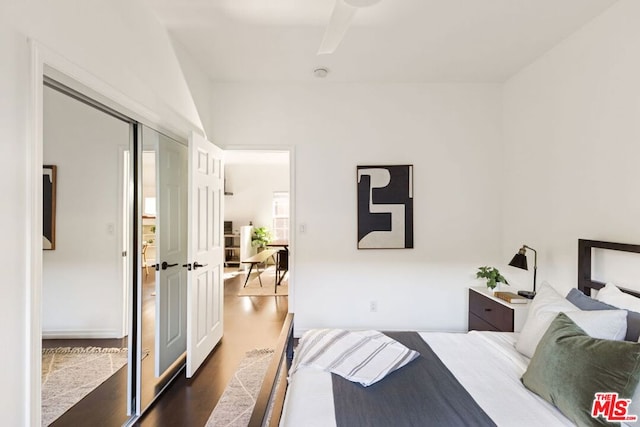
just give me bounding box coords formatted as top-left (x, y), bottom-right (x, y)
top-left (468, 287), bottom-right (531, 332)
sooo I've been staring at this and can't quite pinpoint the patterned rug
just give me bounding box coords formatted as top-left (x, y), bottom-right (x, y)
top-left (41, 347), bottom-right (128, 426)
top-left (205, 348), bottom-right (274, 427)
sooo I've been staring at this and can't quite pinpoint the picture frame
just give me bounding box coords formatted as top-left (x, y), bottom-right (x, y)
top-left (357, 164), bottom-right (413, 249)
top-left (43, 165), bottom-right (57, 250)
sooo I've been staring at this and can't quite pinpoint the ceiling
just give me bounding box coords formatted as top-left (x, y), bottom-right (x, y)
top-left (145, 0), bottom-right (617, 83)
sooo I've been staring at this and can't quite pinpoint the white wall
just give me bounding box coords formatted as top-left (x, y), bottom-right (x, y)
top-left (211, 83), bottom-right (504, 333)
top-left (43, 86), bottom-right (128, 338)
top-left (225, 163), bottom-right (289, 232)
top-left (502, 0), bottom-right (640, 295)
top-left (0, 22), bottom-right (30, 427)
top-left (171, 38), bottom-right (214, 139)
top-left (0, 0), bottom-right (207, 424)
top-left (8, 0), bottom-right (205, 135)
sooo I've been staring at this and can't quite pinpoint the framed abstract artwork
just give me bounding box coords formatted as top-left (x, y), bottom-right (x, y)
top-left (357, 165), bottom-right (413, 249)
top-left (43, 165), bottom-right (57, 250)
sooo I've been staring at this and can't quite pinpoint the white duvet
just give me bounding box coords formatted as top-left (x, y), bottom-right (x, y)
top-left (280, 331), bottom-right (574, 427)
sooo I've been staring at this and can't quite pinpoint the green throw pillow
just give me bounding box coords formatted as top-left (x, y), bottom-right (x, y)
top-left (521, 312), bottom-right (640, 426)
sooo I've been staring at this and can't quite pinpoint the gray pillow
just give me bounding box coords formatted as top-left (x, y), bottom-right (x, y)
top-left (522, 312), bottom-right (640, 426)
top-left (566, 288), bottom-right (615, 310)
top-left (567, 288), bottom-right (640, 342)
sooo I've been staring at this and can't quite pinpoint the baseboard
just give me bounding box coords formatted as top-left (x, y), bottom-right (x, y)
top-left (42, 329), bottom-right (124, 339)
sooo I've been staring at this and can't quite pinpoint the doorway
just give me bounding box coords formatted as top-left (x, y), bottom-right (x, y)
top-left (30, 47), bottom-right (293, 426)
top-left (223, 150), bottom-right (291, 294)
top-left (39, 78), bottom-right (195, 425)
top-left (40, 83), bottom-right (223, 424)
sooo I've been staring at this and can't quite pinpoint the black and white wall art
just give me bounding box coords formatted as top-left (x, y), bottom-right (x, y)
top-left (357, 165), bottom-right (413, 249)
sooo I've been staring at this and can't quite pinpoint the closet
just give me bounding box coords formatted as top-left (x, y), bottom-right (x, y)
top-left (42, 78), bottom-right (189, 423)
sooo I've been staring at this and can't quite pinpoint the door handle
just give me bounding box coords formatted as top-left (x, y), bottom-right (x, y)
top-left (182, 262), bottom-right (208, 271)
top-left (193, 262), bottom-right (208, 270)
top-left (161, 261), bottom-right (179, 270)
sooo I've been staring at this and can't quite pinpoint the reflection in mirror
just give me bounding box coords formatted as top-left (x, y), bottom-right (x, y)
top-left (41, 81), bottom-right (133, 426)
top-left (139, 126), bottom-right (188, 412)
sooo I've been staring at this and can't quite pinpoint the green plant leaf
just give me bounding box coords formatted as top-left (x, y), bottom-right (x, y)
top-left (476, 266), bottom-right (509, 288)
top-left (251, 226), bottom-right (272, 248)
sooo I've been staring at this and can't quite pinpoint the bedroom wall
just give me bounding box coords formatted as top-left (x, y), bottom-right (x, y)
top-left (502, 0), bottom-right (640, 295)
top-left (0, 21), bottom-right (30, 427)
top-left (42, 86), bottom-right (128, 338)
top-left (210, 83), bottom-right (504, 334)
top-left (224, 163), bottom-right (290, 233)
top-left (7, 0), bottom-right (206, 135)
top-left (171, 37), bottom-right (214, 139)
top-left (0, 0), bottom-right (207, 424)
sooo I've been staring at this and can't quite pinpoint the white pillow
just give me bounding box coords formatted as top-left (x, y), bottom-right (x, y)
top-left (516, 283), bottom-right (578, 357)
top-left (515, 283), bottom-right (627, 358)
top-left (595, 282), bottom-right (640, 312)
top-left (565, 310), bottom-right (626, 341)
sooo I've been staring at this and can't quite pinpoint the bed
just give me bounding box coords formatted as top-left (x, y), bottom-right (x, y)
top-left (249, 239), bottom-right (640, 427)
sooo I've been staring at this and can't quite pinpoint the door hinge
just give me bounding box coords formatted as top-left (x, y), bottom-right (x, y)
top-left (122, 251), bottom-right (127, 257)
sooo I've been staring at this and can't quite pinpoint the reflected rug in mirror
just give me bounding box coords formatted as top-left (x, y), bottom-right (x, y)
top-left (205, 348), bottom-right (274, 427)
top-left (41, 347), bottom-right (127, 426)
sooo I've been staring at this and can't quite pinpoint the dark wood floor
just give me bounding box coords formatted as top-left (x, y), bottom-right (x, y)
top-left (45, 267), bottom-right (288, 427)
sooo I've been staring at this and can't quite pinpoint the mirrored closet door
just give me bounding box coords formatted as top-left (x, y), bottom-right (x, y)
top-left (41, 78), bottom-right (135, 426)
top-left (41, 76), bottom-right (191, 424)
top-left (138, 126), bottom-right (189, 412)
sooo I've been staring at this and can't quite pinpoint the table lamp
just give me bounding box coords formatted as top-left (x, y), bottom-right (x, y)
top-left (509, 245), bottom-right (537, 299)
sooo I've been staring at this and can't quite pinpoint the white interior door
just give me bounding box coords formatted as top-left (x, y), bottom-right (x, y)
top-left (155, 131), bottom-right (188, 377)
top-left (186, 131), bottom-right (224, 377)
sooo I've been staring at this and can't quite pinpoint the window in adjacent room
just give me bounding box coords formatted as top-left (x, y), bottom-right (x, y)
top-left (272, 191), bottom-right (289, 241)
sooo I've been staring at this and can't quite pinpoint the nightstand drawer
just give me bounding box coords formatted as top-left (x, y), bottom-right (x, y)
top-left (468, 312), bottom-right (501, 332)
top-left (468, 289), bottom-right (514, 332)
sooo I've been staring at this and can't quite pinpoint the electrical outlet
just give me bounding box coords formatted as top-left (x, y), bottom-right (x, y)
top-left (369, 301), bottom-right (378, 312)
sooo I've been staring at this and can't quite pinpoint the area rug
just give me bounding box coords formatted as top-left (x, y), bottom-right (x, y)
top-left (41, 347), bottom-right (128, 426)
top-left (205, 348), bottom-right (274, 427)
top-left (237, 267), bottom-right (288, 296)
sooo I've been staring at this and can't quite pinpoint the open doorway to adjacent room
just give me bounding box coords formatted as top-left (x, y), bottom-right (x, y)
top-left (223, 150), bottom-right (291, 298)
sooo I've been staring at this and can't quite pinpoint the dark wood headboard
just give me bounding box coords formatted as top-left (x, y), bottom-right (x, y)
top-left (578, 239), bottom-right (640, 298)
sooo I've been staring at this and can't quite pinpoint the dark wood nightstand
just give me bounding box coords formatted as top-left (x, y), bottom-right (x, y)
top-left (468, 287), bottom-right (530, 332)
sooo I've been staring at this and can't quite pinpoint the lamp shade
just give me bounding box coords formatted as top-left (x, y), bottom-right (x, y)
top-left (509, 252), bottom-right (528, 270)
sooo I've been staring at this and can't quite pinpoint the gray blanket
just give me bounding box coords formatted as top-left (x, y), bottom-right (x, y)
top-left (332, 331), bottom-right (496, 427)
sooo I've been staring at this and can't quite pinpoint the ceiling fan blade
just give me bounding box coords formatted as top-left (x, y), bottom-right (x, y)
top-left (317, 0), bottom-right (357, 55)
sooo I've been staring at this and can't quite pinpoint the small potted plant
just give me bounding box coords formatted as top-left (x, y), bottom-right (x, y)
top-left (476, 266), bottom-right (509, 293)
top-left (251, 226), bottom-right (272, 250)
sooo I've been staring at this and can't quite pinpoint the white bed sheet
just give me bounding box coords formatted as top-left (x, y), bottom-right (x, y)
top-left (280, 331), bottom-right (574, 427)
